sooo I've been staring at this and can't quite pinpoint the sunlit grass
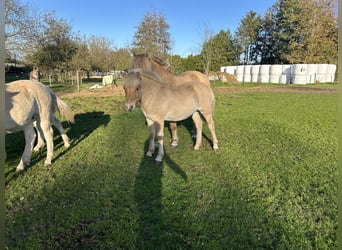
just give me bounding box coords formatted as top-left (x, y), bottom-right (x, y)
top-left (5, 87), bottom-right (337, 249)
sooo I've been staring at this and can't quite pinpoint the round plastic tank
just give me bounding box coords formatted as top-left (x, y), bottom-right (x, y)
top-left (243, 65), bottom-right (251, 82)
top-left (316, 64), bottom-right (328, 82)
top-left (236, 65), bottom-right (244, 82)
top-left (326, 64), bottom-right (336, 82)
top-left (280, 65), bottom-right (292, 84)
top-left (269, 65), bottom-right (282, 83)
top-left (259, 65), bottom-right (270, 83)
top-left (251, 65), bottom-right (260, 82)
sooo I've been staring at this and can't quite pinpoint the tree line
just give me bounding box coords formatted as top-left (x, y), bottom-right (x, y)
top-left (5, 0), bottom-right (337, 81)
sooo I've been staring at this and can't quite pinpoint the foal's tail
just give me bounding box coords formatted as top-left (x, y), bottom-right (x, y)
top-left (55, 96), bottom-right (75, 123)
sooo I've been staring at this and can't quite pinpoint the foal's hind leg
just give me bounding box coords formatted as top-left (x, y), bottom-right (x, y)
top-left (169, 122), bottom-right (179, 147)
top-left (201, 112), bottom-right (219, 150)
top-left (33, 121), bottom-right (46, 151)
top-left (39, 120), bottom-right (54, 167)
top-left (52, 115), bottom-right (71, 148)
top-left (192, 112), bottom-right (203, 150)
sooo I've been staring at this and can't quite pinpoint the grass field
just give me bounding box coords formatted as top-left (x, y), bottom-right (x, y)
top-left (5, 81), bottom-right (337, 249)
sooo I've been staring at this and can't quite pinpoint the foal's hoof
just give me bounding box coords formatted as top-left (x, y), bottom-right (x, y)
top-left (155, 155), bottom-right (163, 163)
top-left (170, 141), bottom-right (178, 148)
top-left (15, 168), bottom-right (24, 174)
top-left (33, 145), bottom-right (43, 152)
top-left (44, 161), bottom-right (52, 170)
top-left (145, 151), bottom-right (153, 158)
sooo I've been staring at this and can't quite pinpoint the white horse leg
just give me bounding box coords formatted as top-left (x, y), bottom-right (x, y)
top-left (33, 121), bottom-right (46, 151)
top-left (146, 118), bottom-right (155, 157)
top-left (40, 120), bottom-right (54, 167)
top-left (192, 112), bottom-right (203, 150)
top-left (155, 120), bottom-right (164, 163)
top-left (52, 115), bottom-right (70, 148)
top-left (169, 122), bottom-right (179, 147)
top-left (16, 124), bottom-right (36, 173)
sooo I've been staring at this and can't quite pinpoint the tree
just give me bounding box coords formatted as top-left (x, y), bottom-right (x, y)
top-left (209, 29), bottom-right (240, 70)
top-left (87, 35), bottom-right (114, 72)
top-left (25, 12), bottom-right (77, 81)
top-left (131, 11), bottom-right (171, 57)
top-left (255, 10), bottom-right (278, 64)
top-left (110, 48), bottom-right (131, 71)
top-left (70, 36), bottom-right (91, 88)
top-left (199, 27), bottom-right (215, 74)
top-left (5, 0), bottom-right (41, 60)
top-left (269, 0), bottom-right (337, 64)
top-left (234, 11), bottom-right (262, 64)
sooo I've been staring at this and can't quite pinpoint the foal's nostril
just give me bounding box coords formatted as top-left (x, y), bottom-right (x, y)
top-left (125, 104), bottom-right (135, 112)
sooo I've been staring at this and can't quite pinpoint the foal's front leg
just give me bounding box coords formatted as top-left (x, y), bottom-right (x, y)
top-left (146, 118), bottom-right (156, 157)
top-left (169, 122), bottom-right (179, 147)
top-left (154, 119), bottom-right (164, 163)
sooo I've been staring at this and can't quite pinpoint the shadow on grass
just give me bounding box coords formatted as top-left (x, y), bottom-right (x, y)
top-left (5, 111), bottom-right (110, 184)
top-left (166, 116), bottom-right (215, 149)
top-left (134, 140), bottom-right (187, 248)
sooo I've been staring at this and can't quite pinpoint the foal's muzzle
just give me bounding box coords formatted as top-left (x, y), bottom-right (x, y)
top-left (125, 104), bottom-right (136, 112)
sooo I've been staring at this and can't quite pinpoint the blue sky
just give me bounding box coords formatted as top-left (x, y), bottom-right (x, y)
top-left (29, 0), bottom-right (277, 57)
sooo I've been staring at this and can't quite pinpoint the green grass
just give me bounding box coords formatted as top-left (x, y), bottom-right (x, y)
top-left (5, 86), bottom-right (337, 249)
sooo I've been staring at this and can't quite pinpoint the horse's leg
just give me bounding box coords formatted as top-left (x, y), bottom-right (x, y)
top-left (169, 122), bottom-right (179, 147)
top-left (154, 119), bottom-right (164, 163)
top-left (145, 118), bottom-right (155, 157)
top-left (192, 112), bottom-right (203, 150)
top-left (52, 115), bottom-right (71, 148)
top-left (33, 120), bottom-right (46, 151)
top-left (16, 124), bottom-right (36, 173)
top-left (202, 113), bottom-right (219, 150)
top-left (40, 120), bottom-right (54, 167)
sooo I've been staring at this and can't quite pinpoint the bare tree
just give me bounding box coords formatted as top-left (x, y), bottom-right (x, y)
top-left (5, 0), bottom-right (41, 59)
top-left (200, 27), bottom-right (215, 74)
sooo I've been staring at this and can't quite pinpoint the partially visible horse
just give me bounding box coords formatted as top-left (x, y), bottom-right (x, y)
top-left (123, 70), bottom-right (218, 163)
top-left (102, 74), bottom-right (118, 86)
top-left (29, 66), bottom-right (39, 81)
top-left (129, 53), bottom-right (210, 147)
top-left (5, 80), bottom-right (74, 173)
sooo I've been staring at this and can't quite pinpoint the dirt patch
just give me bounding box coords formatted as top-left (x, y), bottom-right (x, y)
top-left (58, 84), bottom-right (125, 99)
top-left (57, 84), bottom-right (336, 99)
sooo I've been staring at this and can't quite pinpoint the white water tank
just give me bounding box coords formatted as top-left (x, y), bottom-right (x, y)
top-left (236, 65), bottom-right (245, 82)
top-left (292, 64), bottom-right (308, 84)
top-left (316, 64), bottom-right (328, 82)
top-left (280, 65), bottom-right (292, 84)
top-left (326, 64), bottom-right (336, 82)
top-left (243, 65), bottom-right (251, 82)
top-left (259, 65), bottom-right (270, 83)
top-left (251, 65), bottom-right (260, 82)
top-left (221, 66), bottom-right (236, 75)
top-left (307, 64), bottom-right (318, 84)
top-left (269, 65), bottom-right (282, 83)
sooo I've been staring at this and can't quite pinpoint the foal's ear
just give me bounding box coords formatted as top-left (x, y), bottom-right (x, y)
top-left (135, 71), bottom-right (141, 80)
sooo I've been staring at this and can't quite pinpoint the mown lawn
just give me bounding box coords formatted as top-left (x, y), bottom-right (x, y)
top-left (5, 84), bottom-right (337, 249)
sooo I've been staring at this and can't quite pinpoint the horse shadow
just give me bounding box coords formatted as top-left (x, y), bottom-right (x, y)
top-left (166, 115), bottom-right (214, 149)
top-left (134, 140), bottom-right (187, 248)
top-left (5, 111), bottom-right (110, 183)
